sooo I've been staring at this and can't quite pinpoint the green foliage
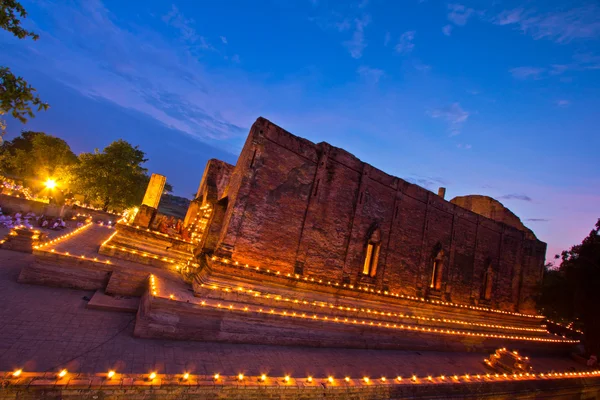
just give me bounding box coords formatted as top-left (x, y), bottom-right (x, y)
top-left (0, 67), bottom-right (49, 123)
top-left (69, 140), bottom-right (150, 211)
top-left (0, 130), bottom-right (78, 184)
top-left (0, 0), bottom-right (39, 40)
top-left (539, 219), bottom-right (600, 355)
top-left (0, 0), bottom-right (47, 138)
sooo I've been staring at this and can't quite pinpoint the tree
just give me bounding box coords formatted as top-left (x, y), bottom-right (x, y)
top-left (0, 130), bottom-right (78, 185)
top-left (70, 140), bottom-right (149, 211)
top-left (0, 0), bottom-right (48, 140)
top-left (538, 219), bottom-right (600, 355)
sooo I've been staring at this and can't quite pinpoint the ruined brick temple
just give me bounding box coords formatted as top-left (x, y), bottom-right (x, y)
top-left (186, 117), bottom-right (545, 315)
top-left (9, 117), bottom-right (593, 399)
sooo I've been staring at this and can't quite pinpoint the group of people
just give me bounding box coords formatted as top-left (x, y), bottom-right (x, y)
top-left (0, 210), bottom-right (38, 229)
top-left (155, 215), bottom-right (183, 236)
top-left (38, 216), bottom-right (67, 230)
top-left (0, 208), bottom-right (67, 230)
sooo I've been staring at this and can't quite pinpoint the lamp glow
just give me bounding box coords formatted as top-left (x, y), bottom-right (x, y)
top-left (12, 369), bottom-right (22, 377)
top-left (58, 369), bottom-right (67, 378)
top-left (107, 370), bottom-right (115, 379)
top-left (44, 179), bottom-right (57, 189)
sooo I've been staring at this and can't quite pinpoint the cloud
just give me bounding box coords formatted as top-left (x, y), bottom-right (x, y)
top-left (556, 99), bottom-right (570, 107)
top-left (498, 194), bottom-right (532, 202)
top-left (526, 218), bottom-right (550, 222)
top-left (442, 24), bottom-right (453, 36)
top-left (407, 175), bottom-right (447, 190)
top-left (357, 66), bottom-right (384, 83)
top-left (456, 143), bottom-right (472, 149)
top-left (510, 53), bottom-right (600, 80)
top-left (509, 66), bottom-right (546, 80)
top-left (343, 15), bottom-right (370, 58)
top-left (5, 0), bottom-right (256, 145)
top-left (412, 60), bottom-right (431, 72)
top-left (428, 102), bottom-right (469, 124)
top-left (495, 8), bottom-right (524, 26)
top-left (231, 54), bottom-right (240, 63)
top-left (395, 31), bottom-right (415, 54)
top-left (447, 3), bottom-right (475, 26)
top-left (428, 103), bottom-right (470, 135)
top-left (493, 5), bottom-right (600, 44)
top-left (384, 31), bottom-right (391, 46)
top-left (162, 5), bottom-right (211, 50)
top-left (220, 36), bottom-right (227, 44)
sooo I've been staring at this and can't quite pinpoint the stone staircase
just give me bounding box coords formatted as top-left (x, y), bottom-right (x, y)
top-left (131, 255), bottom-right (577, 354)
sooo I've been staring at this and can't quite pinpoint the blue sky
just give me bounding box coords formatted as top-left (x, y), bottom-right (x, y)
top-left (1, 0), bottom-right (599, 261)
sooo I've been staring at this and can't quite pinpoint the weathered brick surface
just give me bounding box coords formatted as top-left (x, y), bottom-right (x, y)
top-left (199, 118), bottom-right (546, 314)
top-left (2, 375), bottom-right (600, 400)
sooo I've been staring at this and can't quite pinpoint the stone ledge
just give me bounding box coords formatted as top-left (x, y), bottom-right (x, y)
top-left (2, 371), bottom-right (600, 400)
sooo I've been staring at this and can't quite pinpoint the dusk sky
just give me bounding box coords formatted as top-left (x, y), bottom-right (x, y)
top-left (1, 0), bottom-right (599, 261)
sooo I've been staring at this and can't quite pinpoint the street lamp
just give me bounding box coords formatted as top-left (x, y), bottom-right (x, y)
top-left (45, 179), bottom-right (57, 189)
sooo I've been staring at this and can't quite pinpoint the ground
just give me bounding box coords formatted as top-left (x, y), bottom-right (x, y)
top-left (0, 248), bottom-right (582, 380)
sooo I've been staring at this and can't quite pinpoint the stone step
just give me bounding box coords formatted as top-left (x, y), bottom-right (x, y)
top-left (193, 281), bottom-right (552, 338)
top-left (194, 264), bottom-right (546, 331)
top-left (86, 290), bottom-right (140, 313)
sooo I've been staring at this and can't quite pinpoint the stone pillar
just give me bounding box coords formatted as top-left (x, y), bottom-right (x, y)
top-left (142, 174), bottom-right (166, 209)
top-left (133, 173), bottom-right (166, 228)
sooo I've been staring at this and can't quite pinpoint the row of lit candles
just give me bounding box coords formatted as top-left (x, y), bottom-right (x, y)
top-left (103, 225), bottom-right (198, 267)
top-left (150, 277), bottom-right (577, 343)
top-left (35, 222), bottom-right (93, 249)
top-left (547, 319), bottom-right (584, 335)
top-left (122, 222), bottom-right (196, 244)
top-left (9, 369), bottom-right (600, 384)
top-left (199, 282), bottom-right (548, 334)
top-left (209, 256), bottom-right (545, 320)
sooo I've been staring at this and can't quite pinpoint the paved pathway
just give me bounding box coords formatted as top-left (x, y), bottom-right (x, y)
top-left (0, 248), bottom-right (582, 379)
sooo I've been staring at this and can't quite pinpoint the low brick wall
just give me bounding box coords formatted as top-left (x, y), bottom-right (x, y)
top-left (18, 251), bottom-right (112, 291)
top-left (0, 194), bottom-right (119, 222)
top-left (19, 250), bottom-right (160, 297)
top-left (2, 371), bottom-right (600, 400)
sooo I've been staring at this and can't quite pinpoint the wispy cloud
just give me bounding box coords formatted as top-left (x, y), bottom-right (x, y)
top-left (163, 5), bottom-right (211, 50)
top-left (456, 143), bottom-right (472, 149)
top-left (510, 53), bottom-right (600, 80)
top-left (343, 14), bottom-right (371, 58)
top-left (498, 194), bottom-right (533, 202)
top-left (7, 0), bottom-right (258, 145)
top-left (493, 5), bottom-right (600, 43)
top-left (220, 36), bottom-right (227, 44)
top-left (413, 60), bottom-right (431, 72)
top-left (357, 66), bottom-right (384, 83)
top-left (395, 31), bottom-right (415, 54)
top-left (526, 218), bottom-right (550, 222)
top-left (427, 102), bottom-right (470, 134)
top-left (509, 66), bottom-right (546, 80)
top-left (407, 174), bottom-right (447, 190)
top-left (442, 24), bottom-right (453, 36)
top-left (447, 3), bottom-right (475, 26)
top-left (384, 31), bottom-right (391, 46)
top-left (556, 99), bottom-right (570, 107)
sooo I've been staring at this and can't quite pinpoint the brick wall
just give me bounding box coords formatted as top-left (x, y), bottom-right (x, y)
top-left (203, 118), bottom-right (546, 314)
